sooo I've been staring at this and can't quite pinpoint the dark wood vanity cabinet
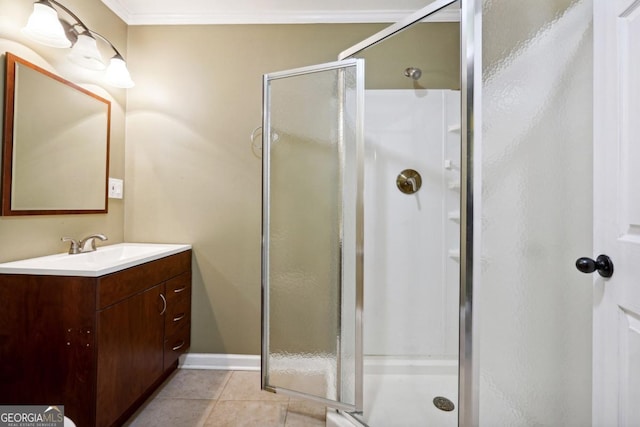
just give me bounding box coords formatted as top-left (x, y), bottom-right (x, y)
top-left (0, 250), bottom-right (192, 427)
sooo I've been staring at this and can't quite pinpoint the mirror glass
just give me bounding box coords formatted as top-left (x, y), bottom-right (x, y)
top-left (2, 52), bottom-right (110, 215)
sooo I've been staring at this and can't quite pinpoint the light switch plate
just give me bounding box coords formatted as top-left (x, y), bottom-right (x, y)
top-left (108, 178), bottom-right (123, 199)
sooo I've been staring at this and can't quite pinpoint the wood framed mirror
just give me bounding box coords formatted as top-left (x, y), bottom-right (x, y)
top-left (2, 52), bottom-right (110, 216)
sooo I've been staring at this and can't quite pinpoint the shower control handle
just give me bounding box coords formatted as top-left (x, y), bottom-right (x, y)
top-left (397, 169), bottom-right (422, 194)
top-left (575, 254), bottom-right (614, 278)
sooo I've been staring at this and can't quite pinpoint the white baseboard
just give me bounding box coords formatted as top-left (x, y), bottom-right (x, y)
top-left (179, 353), bottom-right (260, 371)
top-left (178, 353), bottom-right (457, 375)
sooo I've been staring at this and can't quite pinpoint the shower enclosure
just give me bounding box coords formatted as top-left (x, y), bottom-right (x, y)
top-left (262, 0), bottom-right (479, 425)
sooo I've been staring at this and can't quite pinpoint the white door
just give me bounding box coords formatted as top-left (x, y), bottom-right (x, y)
top-left (593, 0), bottom-right (640, 425)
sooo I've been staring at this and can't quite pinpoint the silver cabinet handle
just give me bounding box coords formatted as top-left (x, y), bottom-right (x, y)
top-left (172, 340), bottom-right (185, 351)
top-left (173, 286), bottom-right (186, 293)
top-left (159, 294), bottom-right (167, 315)
top-left (173, 313), bottom-right (186, 322)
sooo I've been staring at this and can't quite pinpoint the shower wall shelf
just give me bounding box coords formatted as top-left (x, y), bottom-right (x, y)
top-left (444, 91), bottom-right (461, 270)
top-left (444, 159), bottom-right (459, 170)
top-left (447, 124), bottom-right (461, 133)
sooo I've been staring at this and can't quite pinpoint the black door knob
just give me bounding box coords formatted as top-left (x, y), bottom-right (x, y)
top-left (575, 254), bottom-right (614, 278)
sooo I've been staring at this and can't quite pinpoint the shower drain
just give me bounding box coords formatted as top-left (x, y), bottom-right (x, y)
top-left (433, 396), bottom-right (455, 412)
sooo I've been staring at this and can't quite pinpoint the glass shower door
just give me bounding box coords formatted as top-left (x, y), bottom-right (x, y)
top-left (261, 59), bottom-right (364, 411)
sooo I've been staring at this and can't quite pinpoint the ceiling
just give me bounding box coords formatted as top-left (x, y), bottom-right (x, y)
top-left (100, 0), bottom-right (450, 25)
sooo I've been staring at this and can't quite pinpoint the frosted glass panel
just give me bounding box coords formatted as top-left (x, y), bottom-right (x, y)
top-left (263, 61), bottom-right (361, 408)
top-left (479, 0), bottom-right (592, 425)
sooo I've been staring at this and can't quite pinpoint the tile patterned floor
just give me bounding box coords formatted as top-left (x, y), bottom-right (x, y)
top-left (124, 370), bottom-right (327, 427)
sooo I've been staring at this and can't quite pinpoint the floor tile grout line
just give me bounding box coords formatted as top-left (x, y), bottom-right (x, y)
top-left (198, 397), bottom-right (219, 427)
top-left (213, 370), bottom-right (234, 400)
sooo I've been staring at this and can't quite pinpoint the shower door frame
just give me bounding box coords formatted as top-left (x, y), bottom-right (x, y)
top-left (338, 0), bottom-right (481, 425)
top-left (261, 58), bottom-right (365, 412)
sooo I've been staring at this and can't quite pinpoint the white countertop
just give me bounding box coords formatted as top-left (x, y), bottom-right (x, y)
top-left (0, 243), bottom-right (192, 277)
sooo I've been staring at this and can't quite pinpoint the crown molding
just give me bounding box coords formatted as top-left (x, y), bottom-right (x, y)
top-left (101, 0), bottom-right (131, 23)
top-left (100, 2), bottom-right (459, 25)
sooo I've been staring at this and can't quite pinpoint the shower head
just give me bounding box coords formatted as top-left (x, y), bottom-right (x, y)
top-left (404, 67), bottom-right (422, 80)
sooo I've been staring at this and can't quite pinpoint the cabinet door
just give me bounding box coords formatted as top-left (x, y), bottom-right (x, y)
top-left (96, 283), bottom-right (164, 427)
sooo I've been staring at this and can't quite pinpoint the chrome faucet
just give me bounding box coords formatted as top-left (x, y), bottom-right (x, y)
top-left (62, 234), bottom-right (108, 254)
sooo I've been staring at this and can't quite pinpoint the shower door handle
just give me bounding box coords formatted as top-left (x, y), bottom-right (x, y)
top-left (575, 254), bottom-right (614, 278)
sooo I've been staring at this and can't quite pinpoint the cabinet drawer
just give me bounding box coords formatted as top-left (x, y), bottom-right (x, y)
top-left (164, 324), bottom-right (190, 369)
top-left (165, 291), bottom-right (191, 337)
top-left (165, 272), bottom-right (191, 300)
top-left (98, 251), bottom-right (191, 309)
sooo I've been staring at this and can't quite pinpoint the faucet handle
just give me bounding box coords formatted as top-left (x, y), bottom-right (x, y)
top-left (79, 234), bottom-right (108, 252)
top-left (62, 237), bottom-right (80, 254)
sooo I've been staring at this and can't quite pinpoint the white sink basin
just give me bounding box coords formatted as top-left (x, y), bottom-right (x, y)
top-left (0, 243), bottom-right (192, 277)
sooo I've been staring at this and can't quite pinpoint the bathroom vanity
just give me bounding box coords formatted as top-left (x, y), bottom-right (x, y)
top-left (0, 244), bottom-right (192, 427)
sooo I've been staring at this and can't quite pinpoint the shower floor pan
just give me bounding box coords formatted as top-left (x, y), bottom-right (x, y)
top-left (328, 357), bottom-right (458, 427)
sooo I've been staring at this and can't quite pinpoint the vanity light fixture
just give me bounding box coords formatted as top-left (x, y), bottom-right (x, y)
top-left (21, 0), bottom-right (134, 88)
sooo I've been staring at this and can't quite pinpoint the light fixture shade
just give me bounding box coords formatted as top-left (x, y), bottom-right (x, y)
top-left (21, 1), bottom-right (71, 48)
top-left (105, 56), bottom-right (135, 88)
top-left (68, 33), bottom-right (105, 70)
